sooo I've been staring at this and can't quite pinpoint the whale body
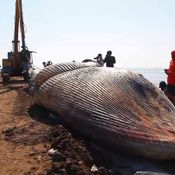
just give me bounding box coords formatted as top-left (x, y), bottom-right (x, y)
top-left (33, 63), bottom-right (175, 160)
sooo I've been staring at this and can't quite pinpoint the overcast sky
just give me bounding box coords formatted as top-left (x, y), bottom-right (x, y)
top-left (0, 0), bottom-right (175, 68)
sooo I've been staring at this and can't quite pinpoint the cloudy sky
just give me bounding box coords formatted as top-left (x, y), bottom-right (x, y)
top-left (0, 0), bottom-right (175, 68)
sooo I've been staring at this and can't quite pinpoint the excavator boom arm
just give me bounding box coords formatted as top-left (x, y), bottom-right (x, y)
top-left (13, 0), bottom-right (27, 70)
top-left (13, 0), bottom-right (20, 69)
top-left (19, 0), bottom-right (26, 50)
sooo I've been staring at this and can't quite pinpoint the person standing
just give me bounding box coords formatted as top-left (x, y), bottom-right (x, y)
top-left (103, 50), bottom-right (116, 67)
top-left (164, 50), bottom-right (175, 104)
top-left (42, 62), bottom-right (47, 67)
top-left (94, 53), bottom-right (104, 66)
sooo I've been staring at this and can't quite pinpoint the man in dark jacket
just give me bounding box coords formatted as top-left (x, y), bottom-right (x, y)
top-left (104, 50), bottom-right (116, 67)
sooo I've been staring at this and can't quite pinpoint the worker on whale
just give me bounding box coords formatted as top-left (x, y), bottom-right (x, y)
top-left (103, 50), bottom-right (116, 67)
top-left (94, 53), bottom-right (104, 66)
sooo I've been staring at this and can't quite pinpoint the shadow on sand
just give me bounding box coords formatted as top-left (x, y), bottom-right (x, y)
top-left (28, 104), bottom-right (62, 126)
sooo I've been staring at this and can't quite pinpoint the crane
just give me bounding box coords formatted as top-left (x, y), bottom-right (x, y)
top-left (1, 0), bottom-right (33, 83)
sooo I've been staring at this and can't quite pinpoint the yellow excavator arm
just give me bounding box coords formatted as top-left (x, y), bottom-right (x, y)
top-left (12, 0), bottom-right (20, 70)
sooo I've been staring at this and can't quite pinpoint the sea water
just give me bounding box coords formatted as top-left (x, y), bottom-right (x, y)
top-left (126, 68), bottom-right (166, 87)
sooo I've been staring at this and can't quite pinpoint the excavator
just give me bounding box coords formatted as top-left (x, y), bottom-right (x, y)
top-left (1, 0), bottom-right (33, 83)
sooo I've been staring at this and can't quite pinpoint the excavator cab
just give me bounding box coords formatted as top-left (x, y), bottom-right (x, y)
top-left (1, 48), bottom-right (33, 83)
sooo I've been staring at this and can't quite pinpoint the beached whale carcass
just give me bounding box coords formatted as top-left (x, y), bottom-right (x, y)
top-left (33, 64), bottom-right (175, 160)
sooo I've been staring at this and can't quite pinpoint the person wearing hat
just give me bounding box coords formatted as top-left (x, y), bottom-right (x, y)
top-left (103, 50), bottom-right (116, 67)
top-left (164, 50), bottom-right (175, 105)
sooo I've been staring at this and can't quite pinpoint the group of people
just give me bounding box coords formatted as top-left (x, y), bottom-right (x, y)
top-left (159, 50), bottom-right (175, 105)
top-left (42, 61), bottom-right (53, 67)
top-left (94, 50), bottom-right (116, 67)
